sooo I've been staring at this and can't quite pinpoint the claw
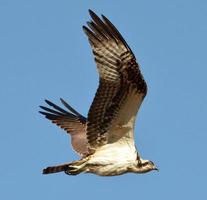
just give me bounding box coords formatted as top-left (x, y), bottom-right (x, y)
top-left (64, 157), bottom-right (89, 175)
top-left (64, 162), bottom-right (86, 175)
top-left (65, 167), bottom-right (81, 175)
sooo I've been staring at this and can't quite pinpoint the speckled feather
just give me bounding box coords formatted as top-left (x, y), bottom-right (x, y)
top-left (39, 99), bottom-right (89, 157)
top-left (83, 10), bottom-right (147, 150)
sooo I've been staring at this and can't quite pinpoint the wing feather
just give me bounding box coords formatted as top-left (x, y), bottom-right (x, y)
top-left (39, 99), bottom-right (89, 157)
top-left (83, 10), bottom-right (147, 150)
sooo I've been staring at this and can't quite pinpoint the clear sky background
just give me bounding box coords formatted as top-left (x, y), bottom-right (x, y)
top-left (1, 0), bottom-right (207, 199)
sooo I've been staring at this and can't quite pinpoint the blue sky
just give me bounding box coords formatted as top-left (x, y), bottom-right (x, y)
top-left (1, 0), bottom-right (207, 199)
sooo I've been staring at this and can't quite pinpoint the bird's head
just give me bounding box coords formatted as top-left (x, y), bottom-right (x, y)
top-left (135, 159), bottom-right (159, 173)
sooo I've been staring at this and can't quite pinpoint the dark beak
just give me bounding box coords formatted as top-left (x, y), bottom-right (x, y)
top-left (154, 167), bottom-right (159, 172)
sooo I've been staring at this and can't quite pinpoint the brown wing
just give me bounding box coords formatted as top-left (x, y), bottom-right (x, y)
top-left (83, 10), bottom-right (147, 150)
top-left (39, 98), bottom-right (89, 157)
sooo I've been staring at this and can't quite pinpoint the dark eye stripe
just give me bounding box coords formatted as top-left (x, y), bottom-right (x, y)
top-left (142, 162), bottom-right (149, 167)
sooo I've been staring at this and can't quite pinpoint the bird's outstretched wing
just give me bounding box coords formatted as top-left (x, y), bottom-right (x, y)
top-left (39, 99), bottom-right (89, 157)
top-left (83, 10), bottom-right (147, 150)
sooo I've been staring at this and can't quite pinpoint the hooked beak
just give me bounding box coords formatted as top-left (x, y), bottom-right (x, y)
top-left (154, 166), bottom-right (159, 172)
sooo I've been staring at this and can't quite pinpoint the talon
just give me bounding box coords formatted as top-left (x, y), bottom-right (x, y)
top-left (65, 168), bottom-right (81, 176)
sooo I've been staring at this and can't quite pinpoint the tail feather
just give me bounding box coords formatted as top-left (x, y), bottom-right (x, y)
top-left (43, 163), bottom-right (69, 174)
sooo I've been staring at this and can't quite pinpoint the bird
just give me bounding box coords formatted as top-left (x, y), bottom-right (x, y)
top-left (39, 9), bottom-right (158, 176)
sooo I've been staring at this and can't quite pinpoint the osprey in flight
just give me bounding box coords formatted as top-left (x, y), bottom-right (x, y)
top-left (40, 10), bottom-right (158, 176)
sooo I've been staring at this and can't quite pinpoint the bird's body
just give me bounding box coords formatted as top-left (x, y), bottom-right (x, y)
top-left (40, 10), bottom-right (158, 176)
top-left (43, 142), bottom-right (153, 176)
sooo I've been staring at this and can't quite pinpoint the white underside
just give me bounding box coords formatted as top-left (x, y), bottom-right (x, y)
top-left (87, 140), bottom-right (138, 176)
top-left (86, 90), bottom-right (144, 176)
top-left (89, 136), bottom-right (137, 164)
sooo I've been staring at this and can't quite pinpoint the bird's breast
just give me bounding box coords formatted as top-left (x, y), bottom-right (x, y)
top-left (88, 141), bottom-right (137, 164)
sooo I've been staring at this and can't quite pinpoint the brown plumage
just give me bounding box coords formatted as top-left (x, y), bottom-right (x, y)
top-left (40, 98), bottom-right (89, 157)
top-left (40, 10), bottom-right (157, 176)
top-left (83, 10), bottom-right (147, 150)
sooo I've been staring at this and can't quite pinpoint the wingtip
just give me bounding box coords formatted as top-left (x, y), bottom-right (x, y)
top-left (82, 25), bottom-right (92, 37)
top-left (82, 25), bottom-right (87, 31)
top-left (60, 97), bottom-right (70, 104)
top-left (39, 106), bottom-right (45, 114)
top-left (45, 99), bottom-right (56, 107)
top-left (88, 9), bottom-right (94, 15)
top-left (88, 9), bottom-right (107, 22)
top-left (101, 14), bottom-right (108, 21)
top-left (60, 98), bottom-right (66, 106)
top-left (45, 99), bottom-right (51, 105)
top-left (88, 9), bottom-right (100, 20)
top-left (39, 111), bottom-right (46, 117)
top-left (39, 111), bottom-right (46, 115)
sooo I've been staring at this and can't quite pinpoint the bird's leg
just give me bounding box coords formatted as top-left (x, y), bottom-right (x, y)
top-left (65, 157), bottom-right (90, 175)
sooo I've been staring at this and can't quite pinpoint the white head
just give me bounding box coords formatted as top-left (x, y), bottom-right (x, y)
top-left (130, 159), bottom-right (158, 174)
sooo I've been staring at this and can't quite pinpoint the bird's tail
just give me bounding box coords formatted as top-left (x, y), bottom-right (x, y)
top-left (43, 163), bottom-right (69, 174)
top-left (43, 158), bottom-right (90, 175)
